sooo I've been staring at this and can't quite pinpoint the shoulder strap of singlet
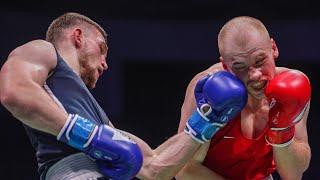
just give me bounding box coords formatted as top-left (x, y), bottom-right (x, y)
top-left (47, 46), bottom-right (61, 78)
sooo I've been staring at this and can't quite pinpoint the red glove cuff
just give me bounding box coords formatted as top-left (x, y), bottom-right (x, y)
top-left (265, 126), bottom-right (295, 147)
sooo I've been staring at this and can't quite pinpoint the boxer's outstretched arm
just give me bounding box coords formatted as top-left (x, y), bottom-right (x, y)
top-left (118, 129), bottom-right (201, 180)
top-left (111, 66), bottom-right (224, 180)
top-left (0, 40), bottom-right (68, 135)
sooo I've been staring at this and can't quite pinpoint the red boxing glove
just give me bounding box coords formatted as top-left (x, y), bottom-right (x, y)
top-left (265, 70), bottom-right (311, 147)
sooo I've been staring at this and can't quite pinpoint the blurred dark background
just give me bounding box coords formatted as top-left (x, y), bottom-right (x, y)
top-left (0, 1), bottom-right (319, 179)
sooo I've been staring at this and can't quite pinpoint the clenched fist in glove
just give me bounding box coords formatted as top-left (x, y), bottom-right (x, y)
top-left (265, 70), bottom-right (311, 147)
top-left (185, 71), bottom-right (248, 143)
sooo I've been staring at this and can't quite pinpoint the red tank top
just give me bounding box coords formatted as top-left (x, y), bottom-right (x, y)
top-left (203, 115), bottom-right (276, 180)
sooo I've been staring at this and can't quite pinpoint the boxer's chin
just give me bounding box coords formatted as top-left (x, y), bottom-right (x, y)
top-left (248, 88), bottom-right (266, 100)
top-left (87, 80), bottom-right (97, 89)
top-left (82, 75), bottom-right (97, 89)
top-left (87, 82), bottom-right (96, 89)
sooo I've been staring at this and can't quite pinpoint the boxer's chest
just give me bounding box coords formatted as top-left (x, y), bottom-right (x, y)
top-left (205, 114), bottom-right (272, 166)
top-left (240, 105), bottom-right (269, 140)
top-left (240, 112), bottom-right (268, 139)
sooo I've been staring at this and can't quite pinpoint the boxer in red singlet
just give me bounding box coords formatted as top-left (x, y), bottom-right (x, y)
top-left (176, 16), bottom-right (311, 180)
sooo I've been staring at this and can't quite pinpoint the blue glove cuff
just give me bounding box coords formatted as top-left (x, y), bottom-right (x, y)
top-left (184, 109), bottom-right (222, 143)
top-left (57, 114), bottom-right (98, 150)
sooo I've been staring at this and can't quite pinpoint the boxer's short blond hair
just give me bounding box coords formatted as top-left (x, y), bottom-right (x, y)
top-left (46, 12), bottom-right (107, 45)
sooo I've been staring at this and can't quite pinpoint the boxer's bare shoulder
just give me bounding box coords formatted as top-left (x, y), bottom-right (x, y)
top-left (275, 66), bottom-right (291, 74)
top-left (190, 62), bottom-right (224, 87)
top-left (8, 40), bottom-right (56, 65)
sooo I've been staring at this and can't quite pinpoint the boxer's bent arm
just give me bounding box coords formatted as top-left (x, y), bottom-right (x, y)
top-left (0, 40), bottom-right (68, 135)
top-left (273, 102), bottom-right (311, 180)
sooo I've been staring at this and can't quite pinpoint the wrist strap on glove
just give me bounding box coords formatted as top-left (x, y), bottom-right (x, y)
top-left (265, 126), bottom-right (295, 148)
top-left (184, 108), bottom-right (224, 143)
top-left (57, 114), bottom-right (98, 150)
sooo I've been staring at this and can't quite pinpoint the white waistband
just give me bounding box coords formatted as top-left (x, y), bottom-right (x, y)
top-left (45, 153), bottom-right (104, 180)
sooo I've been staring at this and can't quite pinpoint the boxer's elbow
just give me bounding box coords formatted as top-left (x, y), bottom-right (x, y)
top-left (0, 86), bottom-right (33, 118)
top-left (0, 73), bottom-right (21, 109)
top-left (294, 142), bottom-right (311, 173)
top-left (299, 146), bottom-right (312, 173)
top-left (0, 87), bottom-right (18, 109)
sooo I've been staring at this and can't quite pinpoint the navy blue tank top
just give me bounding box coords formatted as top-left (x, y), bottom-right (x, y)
top-left (24, 50), bottom-right (110, 178)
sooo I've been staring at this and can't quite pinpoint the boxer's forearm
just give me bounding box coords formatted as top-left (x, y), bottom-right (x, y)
top-left (125, 131), bottom-right (200, 180)
top-left (0, 80), bottom-right (67, 135)
top-left (273, 139), bottom-right (311, 180)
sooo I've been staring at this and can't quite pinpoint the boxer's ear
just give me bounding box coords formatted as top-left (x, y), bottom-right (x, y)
top-left (72, 28), bottom-right (83, 49)
top-left (271, 38), bottom-right (279, 60)
top-left (220, 56), bottom-right (229, 71)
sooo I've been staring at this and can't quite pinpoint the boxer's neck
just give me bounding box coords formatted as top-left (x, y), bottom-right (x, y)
top-left (241, 95), bottom-right (269, 139)
top-left (246, 95), bottom-right (269, 112)
top-left (56, 42), bottom-right (81, 75)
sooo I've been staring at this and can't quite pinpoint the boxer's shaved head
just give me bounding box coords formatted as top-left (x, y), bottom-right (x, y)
top-left (217, 16), bottom-right (278, 99)
top-left (218, 16), bottom-right (270, 59)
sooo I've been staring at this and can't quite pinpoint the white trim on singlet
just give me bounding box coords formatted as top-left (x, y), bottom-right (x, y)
top-left (43, 82), bottom-right (67, 114)
top-left (57, 114), bottom-right (73, 140)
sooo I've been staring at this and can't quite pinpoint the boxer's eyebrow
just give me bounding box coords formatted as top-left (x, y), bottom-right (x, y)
top-left (99, 42), bottom-right (108, 55)
top-left (232, 61), bottom-right (246, 67)
top-left (97, 38), bottom-right (108, 56)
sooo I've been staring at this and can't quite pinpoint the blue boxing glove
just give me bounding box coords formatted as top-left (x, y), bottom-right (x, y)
top-left (58, 114), bottom-right (143, 180)
top-left (185, 71), bottom-right (248, 143)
